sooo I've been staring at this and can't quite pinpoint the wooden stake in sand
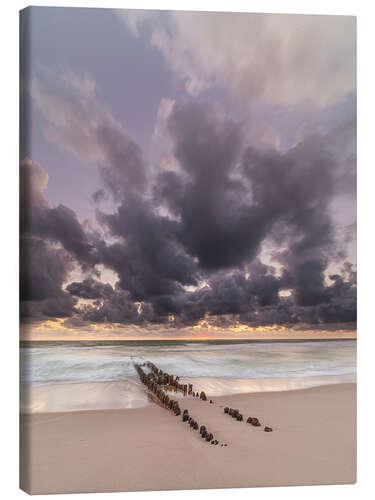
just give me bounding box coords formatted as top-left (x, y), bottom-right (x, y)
top-left (134, 361), bottom-right (219, 445)
top-left (134, 360), bottom-right (273, 444)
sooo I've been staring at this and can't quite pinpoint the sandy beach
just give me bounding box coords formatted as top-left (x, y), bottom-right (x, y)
top-left (20, 383), bottom-right (356, 494)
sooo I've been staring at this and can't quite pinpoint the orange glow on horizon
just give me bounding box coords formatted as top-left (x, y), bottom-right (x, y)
top-left (20, 316), bottom-right (357, 342)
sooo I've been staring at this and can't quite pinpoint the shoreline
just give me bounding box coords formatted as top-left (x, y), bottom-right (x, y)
top-left (20, 337), bottom-right (357, 345)
top-left (20, 383), bottom-right (356, 494)
top-left (20, 374), bottom-right (356, 414)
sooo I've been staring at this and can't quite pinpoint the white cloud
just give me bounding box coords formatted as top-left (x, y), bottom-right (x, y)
top-left (29, 74), bottom-right (120, 164)
top-left (117, 9), bottom-right (157, 38)
top-left (29, 71), bottom-right (147, 198)
top-left (152, 97), bottom-right (175, 143)
top-left (120, 11), bottom-right (356, 108)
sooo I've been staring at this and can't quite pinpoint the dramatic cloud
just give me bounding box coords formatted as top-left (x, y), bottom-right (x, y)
top-left (20, 158), bottom-right (95, 318)
top-left (160, 101), bottom-right (251, 269)
top-left (21, 7), bottom-right (356, 336)
top-left (20, 158), bottom-right (97, 268)
top-left (66, 278), bottom-right (113, 300)
top-left (63, 100), bottom-right (354, 330)
top-left (20, 235), bottom-right (77, 319)
top-left (21, 93), bottom-right (356, 331)
top-left (157, 103), bottom-right (344, 280)
top-left (96, 194), bottom-right (199, 300)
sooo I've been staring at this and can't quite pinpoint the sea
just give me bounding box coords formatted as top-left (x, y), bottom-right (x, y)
top-left (20, 339), bottom-right (356, 413)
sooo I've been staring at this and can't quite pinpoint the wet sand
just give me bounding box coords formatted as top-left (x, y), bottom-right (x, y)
top-left (20, 383), bottom-right (356, 494)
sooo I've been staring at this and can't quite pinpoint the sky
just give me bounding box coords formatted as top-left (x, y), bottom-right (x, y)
top-left (20, 7), bottom-right (356, 340)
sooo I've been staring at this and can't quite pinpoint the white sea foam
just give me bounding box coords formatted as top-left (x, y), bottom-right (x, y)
top-left (20, 340), bottom-right (356, 412)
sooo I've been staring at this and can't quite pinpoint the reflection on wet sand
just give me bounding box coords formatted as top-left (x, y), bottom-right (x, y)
top-left (20, 373), bottom-right (355, 413)
top-left (180, 373), bottom-right (356, 396)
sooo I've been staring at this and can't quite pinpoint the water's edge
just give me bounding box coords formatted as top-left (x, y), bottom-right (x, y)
top-left (20, 373), bottom-right (356, 413)
top-left (20, 339), bottom-right (356, 413)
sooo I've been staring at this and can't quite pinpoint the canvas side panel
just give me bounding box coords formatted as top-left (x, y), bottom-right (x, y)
top-left (19, 6), bottom-right (32, 495)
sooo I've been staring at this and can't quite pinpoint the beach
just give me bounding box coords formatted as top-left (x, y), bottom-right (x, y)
top-left (20, 382), bottom-right (356, 494)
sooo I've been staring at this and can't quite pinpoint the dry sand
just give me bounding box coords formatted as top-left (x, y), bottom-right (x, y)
top-left (20, 383), bottom-right (356, 494)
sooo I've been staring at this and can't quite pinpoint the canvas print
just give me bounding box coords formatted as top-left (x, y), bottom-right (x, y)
top-left (20, 7), bottom-right (357, 495)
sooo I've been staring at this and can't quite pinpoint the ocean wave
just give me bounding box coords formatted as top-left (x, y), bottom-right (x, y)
top-left (21, 340), bottom-right (356, 387)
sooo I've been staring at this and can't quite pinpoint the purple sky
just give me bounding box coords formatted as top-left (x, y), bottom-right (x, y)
top-left (20, 7), bottom-right (356, 339)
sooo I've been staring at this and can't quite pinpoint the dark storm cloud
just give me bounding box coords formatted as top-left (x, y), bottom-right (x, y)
top-left (66, 278), bottom-right (113, 300)
top-left (155, 104), bottom-right (342, 296)
top-left (319, 273), bottom-right (357, 323)
top-left (78, 288), bottom-right (149, 325)
top-left (20, 236), bottom-right (72, 303)
top-left (163, 102), bottom-right (259, 269)
top-left (21, 99), bottom-right (356, 330)
top-left (20, 159), bottom-right (97, 268)
top-left (20, 158), bottom-right (94, 318)
top-left (20, 10), bottom-right (356, 335)
top-left (157, 104), bottom-right (340, 303)
top-left (39, 205), bottom-right (97, 267)
top-left (240, 262), bottom-right (356, 329)
top-left (240, 135), bottom-right (342, 308)
top-left (117, 262), bottom-right (285, 329)
top-left (20, 235), bottom-right (77, 319)
top-left (64, 100), bottom-right (355, 330)
top-left (149, 264), bottom-right (286, 328)
top-left (96, 194), bottom-right (199, 301)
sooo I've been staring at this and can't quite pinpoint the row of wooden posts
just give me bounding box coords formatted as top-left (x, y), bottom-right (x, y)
top-left (134, 360), bottom-right (273, 447)
top-left (144, 361), bottom-right (208, 400)
top-left (223, 406), bottom-right (272, 431)
top-left (134, 361), bottom-right (220, 445)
